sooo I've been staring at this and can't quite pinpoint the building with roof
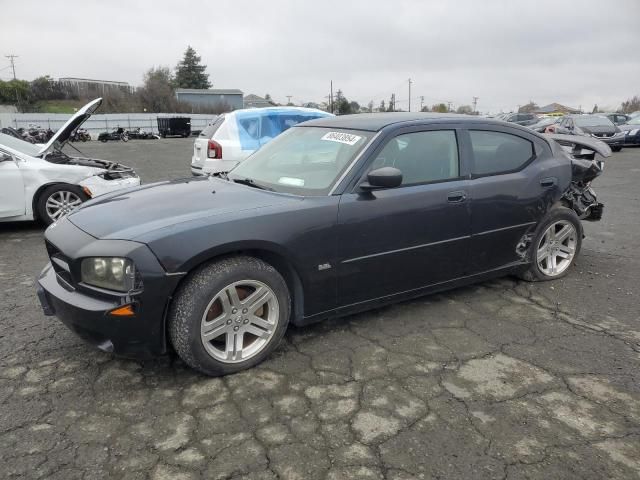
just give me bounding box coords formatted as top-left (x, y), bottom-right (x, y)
top-left (533, 103), bottom-right (581, 115)
top-left (243, 94), bottom-right (274, 108)
top-left (175, 88), bottom-right (243, 111)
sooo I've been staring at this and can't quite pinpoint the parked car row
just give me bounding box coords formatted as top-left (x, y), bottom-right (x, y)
top-left (1, 125), bottom-right (55, 144)
top-left (0, 99), bottom-right (140, 225)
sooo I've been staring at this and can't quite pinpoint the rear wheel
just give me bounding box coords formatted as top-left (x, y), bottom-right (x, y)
top-left (519, 206), bottom-right (582, 282)
top-left (169, 256), bottom-right (291, 376)
top-left (36, 184), bottom-right (88, 226)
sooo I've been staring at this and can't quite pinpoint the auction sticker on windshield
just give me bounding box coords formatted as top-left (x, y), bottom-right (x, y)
top-left (321, 131), bottom-right (362, 145)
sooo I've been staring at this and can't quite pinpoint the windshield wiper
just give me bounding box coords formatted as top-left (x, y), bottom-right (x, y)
top-left (232, 177), bottom-right (274, 191)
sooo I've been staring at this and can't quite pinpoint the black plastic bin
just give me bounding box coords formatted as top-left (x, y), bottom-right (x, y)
top-left (157, 117), bottom-right (191, 138)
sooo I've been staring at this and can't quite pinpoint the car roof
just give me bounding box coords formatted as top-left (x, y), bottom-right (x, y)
top-left (299, 112), bottom-right (513, 132)
top-left (229, 106), bottom-right (330, 117)
top-left (0, 132), bottom-right (40, 157)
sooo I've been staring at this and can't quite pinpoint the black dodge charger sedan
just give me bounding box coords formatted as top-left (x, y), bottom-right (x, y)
top-left (37, 113), bottom-right (608, 376)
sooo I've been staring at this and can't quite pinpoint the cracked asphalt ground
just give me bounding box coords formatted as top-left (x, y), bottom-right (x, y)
top-left (1, 139), bottom-right (640, 480)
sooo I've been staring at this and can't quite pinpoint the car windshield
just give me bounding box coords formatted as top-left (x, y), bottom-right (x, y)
top-left (575, 116), bottom-right (614, 127)
top-left (627, 117), bottom-right (640, 125)
top-left (533, 117), bottom-right (555, 127)
top-left (228, 127), bottom-right (372, 195)
top-left (0, 132), bottom-right (41, 156)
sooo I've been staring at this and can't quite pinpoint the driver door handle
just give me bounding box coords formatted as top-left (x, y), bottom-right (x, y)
top-left (447, 190), bottom-right (467, 203)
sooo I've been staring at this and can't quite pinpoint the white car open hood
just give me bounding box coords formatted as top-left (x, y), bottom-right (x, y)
top-left (37, 98), bottom-right (102, 157)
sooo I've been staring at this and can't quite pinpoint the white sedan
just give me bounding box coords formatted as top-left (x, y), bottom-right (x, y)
top-left (0, 98), bottom-right (140, 225)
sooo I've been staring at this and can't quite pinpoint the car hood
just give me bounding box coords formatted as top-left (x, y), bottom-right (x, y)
top-left (38, 98), bottom-right (102, 156)
top-left (618, 124), bottom-right (640, 132)
top-left (66, 176), bottom-right (294, 240)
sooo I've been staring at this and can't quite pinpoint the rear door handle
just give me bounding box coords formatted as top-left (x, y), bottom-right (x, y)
top-left (540, 177), bottom-right (557, 188)
top-left (447, 190), bottom-right (467, 203)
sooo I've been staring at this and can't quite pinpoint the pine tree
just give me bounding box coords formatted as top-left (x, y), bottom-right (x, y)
top-left (174, 46), bottom-right (211, 89)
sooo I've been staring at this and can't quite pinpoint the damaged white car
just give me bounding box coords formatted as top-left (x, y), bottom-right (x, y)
top-left (0, 98), bottom-right (140, 225)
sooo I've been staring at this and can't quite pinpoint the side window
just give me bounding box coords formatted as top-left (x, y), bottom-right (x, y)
top-left (371, 130), bottom-right (459, 185)
top-left (469, 130), bottom-right (534, 176)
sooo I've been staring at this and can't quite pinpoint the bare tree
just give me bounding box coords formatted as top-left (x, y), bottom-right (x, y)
top-left (620, 95), bottom-right (640, 113)
top-left (456, 105), bottom-right (473, 114)
top-left (518, 101), bottom-right (539, 113)
top-left (137, 67), bottom-right (178, 112)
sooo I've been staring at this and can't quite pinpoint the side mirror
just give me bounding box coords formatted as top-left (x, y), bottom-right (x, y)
top-left (360, 167), bottom-right (403, 190)
top-left (0, 153), bottom-right (12, 163)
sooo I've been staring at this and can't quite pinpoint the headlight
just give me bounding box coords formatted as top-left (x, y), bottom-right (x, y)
top-left (81, 257), bottom-right (137, 292)
top-left (629, 129), bottom-right (639, 136)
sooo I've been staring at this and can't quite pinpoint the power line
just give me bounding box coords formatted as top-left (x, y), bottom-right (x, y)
top-left (4, 54), bottom-right (18, 80)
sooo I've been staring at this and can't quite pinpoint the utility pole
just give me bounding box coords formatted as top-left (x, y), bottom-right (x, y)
top-left (5, 54), bottom-right (18, 80)
top-left (286, 95), bottom-right (292, 105)
top-left (391, 93), bottom-right (395, 112)
top-left (330, 80), bottom-right (333, 114)
top-left (447, 101), bottom-right (452, 112)
top-left (407, 78), bottom-right (412, 112)
top-left (472, 96), bottom-right (479, 114)
top-left (420, 96), bottom-right (424, 111)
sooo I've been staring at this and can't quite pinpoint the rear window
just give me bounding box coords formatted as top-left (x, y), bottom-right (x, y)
top-left (469, 130), bottom-right (534, 176)
top-left (199, 116), bottom-right (224, 138)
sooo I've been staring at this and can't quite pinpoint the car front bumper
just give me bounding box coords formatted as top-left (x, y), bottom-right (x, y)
top-left (37, 264), bottom-right (145, 355)
top-left (36, 217), bottom-right (184, 358)
top-left (80, 175), bottom-right (141, 198)
top-left (592, 135), bottom-right (625, 147)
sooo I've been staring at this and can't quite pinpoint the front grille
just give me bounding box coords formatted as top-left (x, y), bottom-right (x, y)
top-left (45, 240), bottom-right (73, 287)
top-left (593, 132), bottom-right (613, 138)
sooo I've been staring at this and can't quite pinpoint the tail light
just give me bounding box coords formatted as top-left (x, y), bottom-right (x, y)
top-left (207, 140), bottom-right (222, 159)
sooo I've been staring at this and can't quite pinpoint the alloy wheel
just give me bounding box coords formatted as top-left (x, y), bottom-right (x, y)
top-left (536, 220), bottom-right (577, 277)
top-left (45, 191), bottom-right (82, 221)
top-left (200, 280), bottom-right (279, 363)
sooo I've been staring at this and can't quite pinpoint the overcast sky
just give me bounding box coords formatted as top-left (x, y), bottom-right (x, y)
top-left (2, 0), bottom-right (639, 113)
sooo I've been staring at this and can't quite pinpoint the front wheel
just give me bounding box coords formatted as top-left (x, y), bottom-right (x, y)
top-left (519, 206), bottom-right (582, 282)
top-left (168, 256), bottom-right (291, 376)
top-left (611, 146), bottom-right (622, 152)
top-left (37, 184), bottom-right (88, 226)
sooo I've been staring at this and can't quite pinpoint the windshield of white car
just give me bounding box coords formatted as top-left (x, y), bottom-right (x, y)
top-left (574, 116), bottom-right (614, 128)
top-left (228, 127), bottom-right (372, 195)
top-left (0, 132), bottom-right (41, 156)
top-left (626, 117), bottom-right (640, 125)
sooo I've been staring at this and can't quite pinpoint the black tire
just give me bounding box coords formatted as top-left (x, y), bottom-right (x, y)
top-left (36, 184), bottom-right (88, 226)
top-left (518, 206), bottom-right (582, 282)
top-left (611, 146), bottom-right (622, 152)
top-left (100, 138), bottom-right (108, 143)
top-left (168, 256), bottom-right (291, 376)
